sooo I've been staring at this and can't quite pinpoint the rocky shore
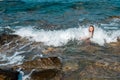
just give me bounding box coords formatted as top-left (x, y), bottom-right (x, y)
top-left (0, 34), bottom-right (120, 80)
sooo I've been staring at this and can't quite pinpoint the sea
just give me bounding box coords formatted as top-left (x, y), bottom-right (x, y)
top-left (0, 0), bottom-right (120, 80)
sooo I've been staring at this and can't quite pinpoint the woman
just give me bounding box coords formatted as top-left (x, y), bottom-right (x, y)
top-left (88, 25), bottom-right (94, 38)
top-left (80, 25), bottom-right (94, 43)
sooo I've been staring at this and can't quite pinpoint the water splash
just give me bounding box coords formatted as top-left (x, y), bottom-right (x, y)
top-left (17, 68), bottom-right (35, 80)
top-left (14, 25), bottom-right (120, 46)
top-left (22, 69), bottom-right (35, 80)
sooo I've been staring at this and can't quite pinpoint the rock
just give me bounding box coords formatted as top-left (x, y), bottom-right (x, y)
top-left (105, 41), bottom-right (120, 54)
top-left (13, 57), bottom-right (62, 74)
top-left (42, 47), bottom-right (62, 54)
top-left (79, 45), bottom-right (102, 53)
top-left (42, 47), bottom-right (56, 54)
top-left (0, 69), bottom-right (19, 80)
top-left (95, 60), bottom-right (109, 68)
top-left (95, 60), bottom-right (120, 72)
top-left (79, 60), bottom-right (120, 80)
top-left (12, 57), bottom-right (62, 79)
top-left (31, 69), bottom-right (61, 80)
top-left (109, 16), bottom-right (120, 19)
top-left (62, 58), bottom-right (120, 80)
top-left (62, 61), bottom-right (79, 72)
top-left (108, 42), bottom-right (120, 47)
top-left (0, 34), bottom-right (20, 46)
top-left (116, 37), bottom-right (120, 42)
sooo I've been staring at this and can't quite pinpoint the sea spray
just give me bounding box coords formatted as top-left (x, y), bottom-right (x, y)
top-left (17, 68), bottom-right (34, 80)
top-left (14, 26), bottom-right (120, 46)
top-left (17, 68), bottom-right (24, 80)
top-left (17, 68), bottom-right (36, 80)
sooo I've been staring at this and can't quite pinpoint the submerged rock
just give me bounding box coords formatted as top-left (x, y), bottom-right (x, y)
top-left (62, 61), bottom-right (79, 72)
top-left (95, 60), bottom-right (120, 72)
top-left (31, 69), bottom-right (62, 80)
top-left (12, 57), bottom-right (62, 80)
top-left (13, 57), bottom-right (62, 73)
top-left (0, 69), bottom-right (19, 80)
top-left (78, 45), bottom-right (102, 53)
top-left (109, 16), bottom-right (120, 19)
top-left (42, 47), bottom-right (63, 54)
top-left (80, 66), bottom-right (120, 80)
top-left (42, 47), bottom-right (57, 54)
top-left (0, 33), bottom-right (20, 46)
top-left (0, 33), bottom-right (120, 80)
top-left (105, 40), bottom-right (120, 54)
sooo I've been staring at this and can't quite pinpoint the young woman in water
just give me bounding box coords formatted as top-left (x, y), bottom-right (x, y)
top-left (88, 25), bottom-right (94, 38)
top-left (80, 25), bottom-right (94, 43)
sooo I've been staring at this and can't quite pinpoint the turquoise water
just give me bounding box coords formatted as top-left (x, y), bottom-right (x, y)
top-left (0, 0), bottom-right (120, 29)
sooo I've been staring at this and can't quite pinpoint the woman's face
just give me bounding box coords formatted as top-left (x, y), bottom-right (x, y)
top-left (89, 26), bottom-right (94, 32)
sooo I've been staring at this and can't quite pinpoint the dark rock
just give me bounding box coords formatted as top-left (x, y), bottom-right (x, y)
top-left (62, 56), bottom-right (120, 80)
top-left (0, 34), bottom-right (20, 46)
top-left (13, 57), bottom-right (62, 74)
top-left (62, 60), bottom-right (79, 72)
top-left (79, 61), bottom-right (120, 80)
top-left (95, 60), bottom-right (120, 72)
top-left (31, 69), bottom-right (62, 80)
top-left (78, 45), bottom-right (102, 53)
top-left (0, 69), bottom-right (19, 80)
top-left (105, 41), bottom-right (120, 54)
top-left (42, 47), bottom-right (63, 54)
top-left (109, 16), bottom-right (120, 19)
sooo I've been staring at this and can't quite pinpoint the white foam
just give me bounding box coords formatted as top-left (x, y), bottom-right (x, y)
top-left (14, 26), bottom-right (120, 46)
top-left (0, 51), bottom-right (24, 66)
top-left (22, 69), bottom-right (35, 80)
top-left (91, 27), bottom-right (119, 45)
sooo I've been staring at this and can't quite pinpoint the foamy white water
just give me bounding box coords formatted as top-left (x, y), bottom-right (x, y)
top-left (22, 69), bottom-right (35, 80)
top-left (0, 51), bottom-right (24, 66)
top-left (14, 26), bottom-right (120, 46)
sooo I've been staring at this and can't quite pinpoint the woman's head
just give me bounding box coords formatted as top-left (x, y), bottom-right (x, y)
top-left (88, 25), bottom-right (94, 38)
top-left (89, 25), bottom-right (94, 33)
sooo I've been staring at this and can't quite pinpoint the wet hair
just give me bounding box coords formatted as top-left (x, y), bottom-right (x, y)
top-left (89, 25), bottom-right (94, 38)
top-left (89, 25), bottom-right (94, 32)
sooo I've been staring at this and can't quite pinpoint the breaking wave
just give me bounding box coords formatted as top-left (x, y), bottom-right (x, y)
top-left (14, 25), bottom-right (120, 46)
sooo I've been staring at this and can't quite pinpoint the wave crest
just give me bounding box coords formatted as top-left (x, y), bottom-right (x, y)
top-left (14, 26), bottom-right (120, 46)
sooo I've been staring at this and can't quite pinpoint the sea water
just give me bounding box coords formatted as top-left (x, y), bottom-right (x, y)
top-left (0, 0), bottom-right (120, 80)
